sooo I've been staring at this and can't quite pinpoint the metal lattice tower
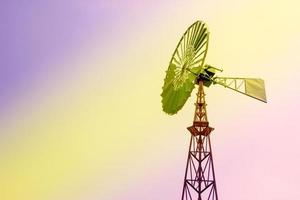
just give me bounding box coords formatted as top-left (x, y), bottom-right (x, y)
top-left (181, 81), bottom-right (218, 200)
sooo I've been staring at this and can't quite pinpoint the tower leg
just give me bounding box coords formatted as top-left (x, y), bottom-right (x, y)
top-left (181, 81), bottom-right (218, 200)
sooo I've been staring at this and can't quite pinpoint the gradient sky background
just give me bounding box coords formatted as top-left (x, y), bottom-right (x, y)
top-left (1, 0), bottom-right (300, 200)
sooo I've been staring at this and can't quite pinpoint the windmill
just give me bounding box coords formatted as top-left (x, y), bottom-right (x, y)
top-left (161, 21), bottom-right (267, 200)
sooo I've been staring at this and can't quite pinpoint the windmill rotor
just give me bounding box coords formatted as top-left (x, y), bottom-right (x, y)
top-left (161, 21), bottom-right (209, 115)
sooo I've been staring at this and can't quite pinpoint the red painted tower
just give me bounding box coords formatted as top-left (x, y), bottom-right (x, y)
top-left (181, 81), bottom-right (218, 200)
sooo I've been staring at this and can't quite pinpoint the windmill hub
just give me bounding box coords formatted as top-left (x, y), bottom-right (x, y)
top-left (185, 45), bottom-right (196, 62)
top-left (173, 72), bottom-right (187, 90)
top-left (173, 66), bottom-right (189, 90)
top-left (173, 49), bottom-right (196, 90)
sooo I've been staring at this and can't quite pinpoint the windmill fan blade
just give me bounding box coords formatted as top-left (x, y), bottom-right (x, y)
top-left (161, 21), bottom-right (209, 115)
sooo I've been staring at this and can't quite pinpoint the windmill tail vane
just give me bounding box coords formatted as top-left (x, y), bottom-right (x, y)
top-left (199, 64), bottom-right (267, 103)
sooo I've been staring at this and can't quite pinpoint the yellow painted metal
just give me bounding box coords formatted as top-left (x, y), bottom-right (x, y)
top-left (245, 78), bottom-right (267, 103)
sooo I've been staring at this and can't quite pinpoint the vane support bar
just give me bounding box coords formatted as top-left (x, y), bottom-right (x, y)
top-left (212, 77), bottom-right (267, 103)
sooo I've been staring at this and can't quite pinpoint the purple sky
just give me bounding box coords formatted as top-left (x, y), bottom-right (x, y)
top-left (0, 1), bottom-right (110, 112)
top-left (0, 1), bottom-right (160, 112)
